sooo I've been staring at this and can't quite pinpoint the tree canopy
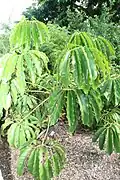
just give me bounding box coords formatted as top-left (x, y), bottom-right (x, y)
top-left (23, 0), bottom-right (120, 26)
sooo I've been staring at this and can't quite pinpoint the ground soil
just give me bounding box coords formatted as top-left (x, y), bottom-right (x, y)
top-left (0, 138), bottom-right (13, 180)
top-left (0, 123), bottom-right (120, 180)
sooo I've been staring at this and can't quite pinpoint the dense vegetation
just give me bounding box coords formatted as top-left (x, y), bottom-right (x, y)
top-left (24, 0), bottom-right (120, 25)
top-left (0, 0), bottom-right (119, 179)
top-left (23, 0), bottom-right (120, 61)
top-left (0, 23), bottom-right (10, 57)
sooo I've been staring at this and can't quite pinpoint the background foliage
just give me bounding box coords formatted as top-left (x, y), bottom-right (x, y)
top-left (23, 0), bottom-right (120, 62)
top-left (24, 0), bottom-right (120, 25)
top-left (0, 23), bottom-right (10, 57)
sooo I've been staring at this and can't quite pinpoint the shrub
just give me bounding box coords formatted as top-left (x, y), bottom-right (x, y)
top-left (0, 17), bottom-right (120, 180)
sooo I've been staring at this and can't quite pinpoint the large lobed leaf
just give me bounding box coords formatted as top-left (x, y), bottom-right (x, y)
top-left (17, 141), bottom-right (66, 180)
top-left (0, 48), bottom-right (49, 109)
top-left (69, 32), bottom-right (115, 59)
top-left (59, 45), bottom-right (110, 92)
top-left (101, 76), bottom-right (120, 106)
top-left (7, 120), bottom-right (37, 148)
top-left (10, 16), bottom-right (49, 50)
top-left (92, 123), bottom-right (120, 154)
top-left (76, 89), bottom-right (102, 126)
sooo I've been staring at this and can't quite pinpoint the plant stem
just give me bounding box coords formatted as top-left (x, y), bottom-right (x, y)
top-left (26, 82), bottom-right (50, 91)
top-left (25, 93), bottom-right (41, 101)
top-left (27, 90), bottom-right (50, 94)
top-left (22, 97), bottom-right (49, 120)
top-left (42, 117), bottom-right (50, 145)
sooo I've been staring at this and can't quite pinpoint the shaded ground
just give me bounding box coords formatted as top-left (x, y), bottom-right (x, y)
top-left (0, 124), bottom-right (120, 179)
top-left (0, 138), bottom-right (13, 180)
top-left (55, 124), bottom-right (120, 180)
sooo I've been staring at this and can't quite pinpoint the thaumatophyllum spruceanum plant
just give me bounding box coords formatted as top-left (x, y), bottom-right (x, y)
top-left (0, 17), bottom-right (120, 179)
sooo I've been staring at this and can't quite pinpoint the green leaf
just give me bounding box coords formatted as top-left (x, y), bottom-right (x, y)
top-left (92, 127), bottom-right (105, 142)
top-left (26, 126), bottom-right (36, 139)
top-left (10, 18), bottom-right (22, 49)
top-left (112, 124), bottom-right (120, 153)
top-left (39, 147), bottom-right (47, 180)
top-left (69, 32), bottom-right (95, 48)
top-left (31, 53), bottom-right (42, 76)
top-left (27, 96), bottom-right (34, 109)
top-left (8, 123), bottom-right (27, 148)
top-left (81, 32), bottom-right (95, 48)
top-left (89, 90), bottom-right (102, 123)
top-left (27, 149), bottom-right (36, 174)
top-left (113, 78), bottom-right (120, 106)
top-left (24, 52), bottom-right (36, 85)
top-left (83, 46), bottom-right (97, 81)
top-left (1, 118), bottom-right (13, 135)
top-left (45, 159), bottom-right (53, 180)
top-left (67, 90), bottom-right (77, 133)
top-left (31, 50), bottom-right (49, 73)
top-left (99, 129), bottom-right (107, 150)
top-left (54, 143), bottom-right (65, 169)
top-left (16, 55), bottom-right (26, 95)
top-left (69, 32), bottom-right (81, 45)
top-left (11, 80), bottom-right (18, 104)
top-left (2, 53), bottom-right (17, 81)
top-left (25, 20), bottom-right (31, 48)
top-left (17, 146), bottom-right (32, 176)
top-left (31, 21), bottom-right (39, 49)
top-left (14, 125), bottom-right (20, 148)
top-left (1, 92), bottom-right (11, 111)
top-left (49, 90), bottom-right (64, 126)
top-left (5, 93), bottom-right (11, 110)
top-left (19, 128), bottom-right (26, 146)
top-left (101, 78), bottom-right (113, 102)
top-left (101, 77), bottom-right (120, 106)
top-left (25, 129), bottom-right (31, 141)
top-left (10, 17), bottom-right (49, 49)
top-left (59, 51), bottom-right (70, 86)
top-left (36, 20), bottom-right (49, 44)
top-left (76, 90), bottom-right (90, 126)
top-left (52, 153), bottom-right (60, 176)
top-left (106, 128), bottom-right (113, 155)
top-left (97, 36), bottom-right (115, 58)
top-left (91, 48), bottom-right (110, 79)
top-left (32, 148), bottom-right (40, 177)
top-left (94, 38), bottom-right (108, 57)
top-left (72, 48), bottom-right (83, 88)
top-left (0, 82), bottom-right (9, 109)
top-left (39, 164), bottom-right (48, 180)
top-left (7, 123), bottom-right (18, 146)
top-left (17, 140), bottom-right (65, 179)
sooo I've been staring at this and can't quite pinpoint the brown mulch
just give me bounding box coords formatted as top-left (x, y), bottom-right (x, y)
top-left (0, 123), bottom-right (120, 180)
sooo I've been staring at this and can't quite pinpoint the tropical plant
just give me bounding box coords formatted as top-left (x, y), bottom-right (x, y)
top-left (0, 16), bottom-right (120, 180)
top-left (0, 17), bottom-right (66, 180)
